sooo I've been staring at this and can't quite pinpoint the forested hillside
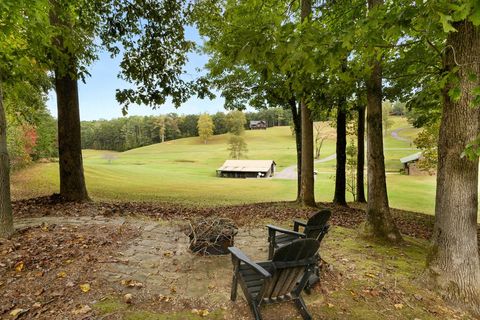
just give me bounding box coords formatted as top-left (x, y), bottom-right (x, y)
top-left (80, 107), bottom-right (292, 151)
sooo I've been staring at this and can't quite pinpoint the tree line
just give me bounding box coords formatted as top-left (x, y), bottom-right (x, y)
top-left (4, 82), bottom-right (57, 170)
top-left (1, 0), bottom-right (479, 315)
top-left (80, 108), bottom-right (292, 152)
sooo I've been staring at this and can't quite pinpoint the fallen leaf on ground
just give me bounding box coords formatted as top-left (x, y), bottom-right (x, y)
top-left (394, 303), bottom-right (404, 310)
top-left (192, 309), bottom-right (210, 317)
top-left (34, 288), bottom-right (44, 296)
top-left (124, 293), bottom-right (133, 304)
top-left (413, 294), bottom-right (423, 301)
top-left (200, 310), bottom-right (209, 317)
top-left (79, 283), bottom-right (91, 293)
top-left (57, 271), bottom-right (67, 278)
top-left (15, 261), bottom-right (25, 272)
top-left (158, 294), bottom-right (172, 302)
top-left (72, 305), bottom-right (92, 315)
top-left (121, 279), bottom-right (144, 288)
top-left (10, 308), bottom-right (28, 317)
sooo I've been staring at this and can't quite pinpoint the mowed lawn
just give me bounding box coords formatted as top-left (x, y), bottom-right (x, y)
top-left (11, 118), bottom-right (439, 214)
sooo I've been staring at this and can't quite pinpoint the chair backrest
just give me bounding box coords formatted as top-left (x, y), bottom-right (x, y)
top-left (305, 209), bottom-right (331, 241)
top-left (258, 239), bottom-right (319, 301)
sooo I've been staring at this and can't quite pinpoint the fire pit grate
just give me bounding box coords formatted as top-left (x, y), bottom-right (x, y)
top-left (185, 217), bottom-right (238, 255)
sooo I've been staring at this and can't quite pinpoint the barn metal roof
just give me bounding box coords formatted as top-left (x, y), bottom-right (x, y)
top-left (400, 152), bottom-right (421, 164)
top-left (217, 160), bottom-right (276, 172)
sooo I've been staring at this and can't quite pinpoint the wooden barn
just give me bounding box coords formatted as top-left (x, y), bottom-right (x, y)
top-left (249, 120), bottom-right (267, 130)
top-left (217, 160), bottom-right (276, 178)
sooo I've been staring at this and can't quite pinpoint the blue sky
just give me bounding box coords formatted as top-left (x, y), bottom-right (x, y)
top-left (46, 27), bottom-right (226, 121)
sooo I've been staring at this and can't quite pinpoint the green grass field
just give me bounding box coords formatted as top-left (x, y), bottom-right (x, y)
top-left (12, 117), bottom-right (439, 213)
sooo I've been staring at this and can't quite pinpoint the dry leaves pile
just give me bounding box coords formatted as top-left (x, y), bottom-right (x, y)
top-left (0, 222), bottom-right (140, 319)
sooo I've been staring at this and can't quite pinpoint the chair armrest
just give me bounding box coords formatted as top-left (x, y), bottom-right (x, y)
top-left (266, 224), bottom-right (306, 238)
top-left (293, 219), bottom-right (307, 232)
top-left (228, 247), bottom-right (271, 278)
top-left (316, 224), bottom-right (330, 242)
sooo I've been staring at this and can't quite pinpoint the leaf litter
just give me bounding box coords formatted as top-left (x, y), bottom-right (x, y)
top-left (0, 221), bottom-right (140, 319)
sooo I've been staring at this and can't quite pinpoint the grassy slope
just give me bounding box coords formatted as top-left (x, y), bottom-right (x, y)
top-left (12, 117), bottom-right (438, 213)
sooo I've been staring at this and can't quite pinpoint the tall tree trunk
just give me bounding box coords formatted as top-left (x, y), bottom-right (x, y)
top-left (427, 20), bottom-right (480, 316)
top-left (55, 69), bottom-right (89, 201)
top-left (50, 2), bottom-right (89, 202)
top-left (0, 80), bottom-right (14, 238)
top-left (299, 98), bottom-right (315, 207)
top-left (364, 0), bottom-right (401, 242)
top-left (298, 0), bottom-right (315, 207)
top-left (289, 98), bottom-right (302, 201)
top-left (356, 104), bottom-right (366, 203)
top-left (333, 100), bottom-right (347, 206)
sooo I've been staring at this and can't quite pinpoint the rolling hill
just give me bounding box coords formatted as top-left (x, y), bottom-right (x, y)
top-left (11, 118), bottom-right (438, 213)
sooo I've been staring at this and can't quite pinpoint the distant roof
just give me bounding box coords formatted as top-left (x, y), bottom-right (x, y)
top-left (250, 120), bottom-right (266, 125)
top-left (400, 152), bottom-right (421, 164)
top-left (217, 160), bottom-right (276, 172)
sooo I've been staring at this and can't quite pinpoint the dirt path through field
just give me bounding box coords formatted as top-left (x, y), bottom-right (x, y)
top-left (390, 127), bottom-right (413, 143)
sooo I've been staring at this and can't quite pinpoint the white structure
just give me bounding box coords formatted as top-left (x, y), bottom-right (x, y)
top-left (217, 160), bottom-right (276, 178)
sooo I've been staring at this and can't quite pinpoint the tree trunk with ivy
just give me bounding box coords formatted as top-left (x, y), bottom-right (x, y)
top-left (356, 105), bottom-right (366, 203)
top-left (364, 0), bottom-right (402, 243)
top-left (427, 20), bottom-right (480, 316)
top-left (0, 80), bottom-right (14, 238)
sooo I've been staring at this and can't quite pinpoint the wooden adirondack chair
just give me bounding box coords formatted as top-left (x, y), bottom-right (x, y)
top-left (267, 208), bottom-right (331, 259)
top-left (229, 239), bottom-right (320, 320)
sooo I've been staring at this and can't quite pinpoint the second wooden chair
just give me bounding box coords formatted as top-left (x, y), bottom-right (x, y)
top-left (266, 208), bottom-right (331, 259)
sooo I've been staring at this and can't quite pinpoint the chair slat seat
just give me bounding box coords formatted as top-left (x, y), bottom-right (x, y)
top-left (265, 209), bottom-right (331, 296)
top-left (275, 234), bottom-right (299, 247)
top-left (240, 262), bottom-right (273, 299)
